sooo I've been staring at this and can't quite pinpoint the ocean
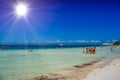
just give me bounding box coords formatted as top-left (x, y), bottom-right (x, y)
top-left (0, 46), bottom-right (120, 80)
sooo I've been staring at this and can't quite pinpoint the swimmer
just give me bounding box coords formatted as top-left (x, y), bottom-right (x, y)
top-left (86, 47), bottom-right (89, 53)
top-left (28, 49), bottom-right (33, 52)
top-left (93, 47), bottom-right (96, 54)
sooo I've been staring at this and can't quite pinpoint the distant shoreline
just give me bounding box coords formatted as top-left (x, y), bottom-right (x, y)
top-left (0, 45), bottom-right (109, 50)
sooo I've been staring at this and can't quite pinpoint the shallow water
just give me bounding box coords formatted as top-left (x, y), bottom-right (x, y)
top-left (0, 46), bottom-right (120, 80)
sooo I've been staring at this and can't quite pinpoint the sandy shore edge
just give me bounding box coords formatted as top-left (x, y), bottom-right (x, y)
top-left (29, 55), bottom-right (120, 80)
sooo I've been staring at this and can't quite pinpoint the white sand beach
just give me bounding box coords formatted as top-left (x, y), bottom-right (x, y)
top-left (84, 58), bottom-right (120, 80)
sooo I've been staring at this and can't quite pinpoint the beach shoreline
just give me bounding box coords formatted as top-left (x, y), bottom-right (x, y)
top-left (29, 55), bottom-right (120, 80)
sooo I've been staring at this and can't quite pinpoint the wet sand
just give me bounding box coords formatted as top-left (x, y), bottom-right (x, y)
top-left (29, 61), bottom-right (100, 80)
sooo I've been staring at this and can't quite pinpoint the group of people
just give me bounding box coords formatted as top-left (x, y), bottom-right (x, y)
top-left (85, 47), bottom-right (96, 54)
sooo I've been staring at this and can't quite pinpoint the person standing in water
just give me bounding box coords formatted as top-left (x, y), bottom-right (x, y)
top-left (82, 48), bottom-right (85, 53)
top-left (86, 47), bottom-right (89, 53)
top-left (111, 46), bottom-right (113, 52)
top-left (93, 47), bottom-right (96, 54)
top-left (0, 48), bottom-right (2, 51)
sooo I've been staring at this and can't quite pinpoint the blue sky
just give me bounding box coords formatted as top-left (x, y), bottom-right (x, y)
top-left (0, 0), bottom-right (120, 44)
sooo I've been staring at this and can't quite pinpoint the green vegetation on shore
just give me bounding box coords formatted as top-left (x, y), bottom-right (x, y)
top-left (113, 41), bottom-right (120, 46)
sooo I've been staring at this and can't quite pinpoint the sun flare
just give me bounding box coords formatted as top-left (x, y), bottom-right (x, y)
top-left (15, 4), bottom-right (28, 16)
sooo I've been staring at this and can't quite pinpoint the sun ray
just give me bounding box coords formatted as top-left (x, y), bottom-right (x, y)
top-left (1, 0), bottom-right (56, 44)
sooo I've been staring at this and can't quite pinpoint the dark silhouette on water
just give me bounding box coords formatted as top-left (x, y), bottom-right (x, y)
top-left (28, 49), bottom-right (33, 52)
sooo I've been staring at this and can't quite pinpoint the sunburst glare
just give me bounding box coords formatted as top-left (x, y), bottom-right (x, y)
top-left (0, 0), bottom-right (57, 44)
top-left (15, 3), bottom-right (28, 16)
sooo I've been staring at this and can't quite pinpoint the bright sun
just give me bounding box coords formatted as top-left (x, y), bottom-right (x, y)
top-left (16, 4), bottom-right (28, 16)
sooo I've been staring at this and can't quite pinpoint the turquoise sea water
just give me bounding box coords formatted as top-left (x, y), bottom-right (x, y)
top-left (0, 46), bottom-right (120, 80)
